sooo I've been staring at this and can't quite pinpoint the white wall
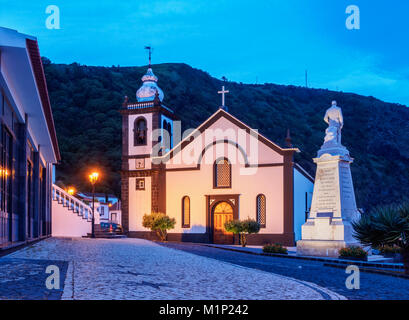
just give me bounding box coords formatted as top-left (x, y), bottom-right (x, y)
top-left (52, 200), bottom-right (91, 237)
top-left (165, 159), bottom-right (284, 235)
top-left (129, 176), bottom-right (152, 231)
top-left (293, 167), bottom-right (314, 241)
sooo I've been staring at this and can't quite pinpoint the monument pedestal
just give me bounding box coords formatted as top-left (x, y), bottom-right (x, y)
top-left (297, 148), bottom-right (360, 257)
top-left (296, 240), bottom-right (350, 257)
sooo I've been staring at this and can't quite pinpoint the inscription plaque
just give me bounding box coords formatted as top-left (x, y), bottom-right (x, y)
top-left (314, 166), bottom-right (337, 211)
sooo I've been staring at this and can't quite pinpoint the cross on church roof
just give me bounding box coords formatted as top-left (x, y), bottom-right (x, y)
top-left (218, 86), bottom-right (229, 107)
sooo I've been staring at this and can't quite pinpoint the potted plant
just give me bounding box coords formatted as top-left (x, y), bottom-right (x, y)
top-left (224, 218), bottom-right (260, 247)
top-left (339, 246), bottom-right (368, 261)
top-left (352, 202), bottom-right (409, 274)
top-left (263, 243), bottom-right (288, 254)
top-left (142, 212), bottom-right (176, 242)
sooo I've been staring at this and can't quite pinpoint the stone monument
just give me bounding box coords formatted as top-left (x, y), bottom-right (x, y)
top-left (297, 101), bottom-right (360, 257)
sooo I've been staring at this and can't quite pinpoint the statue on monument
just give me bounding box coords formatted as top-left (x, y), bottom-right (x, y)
top-left (297, 99), bottom-right (360, 257)
top-left (323, 101), bottom-right (343, 145)
top-left (318, 101), bottom-right (348, 157)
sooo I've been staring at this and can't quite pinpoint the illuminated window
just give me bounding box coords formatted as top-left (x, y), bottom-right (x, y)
top-left (182, 196), bottom-right (190, 228)
top-left (134, 117), bottom-right (147, 146)
top-left (1, 128), bottom-right (12, 214)
top-left (257, 194), bottom-right (266, 228)
top-left (214, 158), bottom-right (231, 188)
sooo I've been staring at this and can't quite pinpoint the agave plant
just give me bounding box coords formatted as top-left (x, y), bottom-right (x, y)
top-left (352, 202), bottom-right (409, 274)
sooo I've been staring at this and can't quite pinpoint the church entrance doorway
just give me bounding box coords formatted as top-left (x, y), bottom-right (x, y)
top-left (207, 194), bottom-right (239, 244)
top-left (212, 201), bottom-right (234, 244)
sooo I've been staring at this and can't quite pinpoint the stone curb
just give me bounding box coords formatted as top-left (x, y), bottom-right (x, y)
top-left (201, 244), bottom-right (404, 270)
top-left (323, 263), bottom-right (409, 280)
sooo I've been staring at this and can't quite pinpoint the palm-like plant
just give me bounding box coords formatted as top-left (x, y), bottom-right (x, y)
top-left (352, 202), bottom-right (409, 274)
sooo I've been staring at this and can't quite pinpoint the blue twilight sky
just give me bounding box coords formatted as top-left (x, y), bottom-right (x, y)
top-left (1, 0), bottom-right (408, 105)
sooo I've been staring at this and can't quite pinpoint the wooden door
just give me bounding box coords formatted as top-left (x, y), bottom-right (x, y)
top-left (213, 202), bottom-right (234, 244)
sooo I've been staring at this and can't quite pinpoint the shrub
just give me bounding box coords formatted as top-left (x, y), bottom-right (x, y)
top-left (263, 243), bottom-right (288, 254)
top-left (224, 218), bottom-right (260, 247)
top-left (224, 220), bottom-right (243, 235)
top-left (339, 246), bottom-right (368, 259)
top-left (142, 212), bottom-right (176, 242)
top-left (378, 245), bottom-right (402, 256)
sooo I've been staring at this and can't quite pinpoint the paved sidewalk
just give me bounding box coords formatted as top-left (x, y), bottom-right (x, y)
top-left (1, 237), bottom-right (345, 300)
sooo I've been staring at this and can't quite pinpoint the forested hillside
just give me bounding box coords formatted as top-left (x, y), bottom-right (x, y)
top-left (42, 58), bottom-right (409, 210)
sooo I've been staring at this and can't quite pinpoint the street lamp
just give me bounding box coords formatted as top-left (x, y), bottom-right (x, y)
top-left (67, 187), bottom-right (75, 196)
top-left (89, 171), bottom-right (99, 238)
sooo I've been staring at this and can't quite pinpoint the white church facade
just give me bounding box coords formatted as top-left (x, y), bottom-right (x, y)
top-left (120, 64), bottom-right (314, 246)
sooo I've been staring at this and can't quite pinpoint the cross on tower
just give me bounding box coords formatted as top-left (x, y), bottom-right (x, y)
top-left (145, 46), bottom-right (152, 67)
top-left (218, 86), bottom-right (229, 107)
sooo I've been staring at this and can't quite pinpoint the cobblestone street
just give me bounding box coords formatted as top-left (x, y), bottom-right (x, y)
top-left (0, 238), bottom-right (344, 300)
top-left (161, 243), bottom-right (409, 300)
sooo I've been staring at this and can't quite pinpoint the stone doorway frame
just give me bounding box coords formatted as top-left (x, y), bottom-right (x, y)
top-left (206, 194), bottom-right (240, 244)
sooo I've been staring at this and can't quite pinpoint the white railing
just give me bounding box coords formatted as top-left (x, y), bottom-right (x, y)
top-left (52, 184), bottom-right (93, 222)
top-left (127, 102), bottom-right (155, 109)
top-left (126, 102), bottom-right (174, 113)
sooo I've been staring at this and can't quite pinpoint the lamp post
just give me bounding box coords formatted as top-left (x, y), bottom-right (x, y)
top-left (67, 187), bottom-right (75, 196)
top-left (89, 172), bottom-right (99, 238)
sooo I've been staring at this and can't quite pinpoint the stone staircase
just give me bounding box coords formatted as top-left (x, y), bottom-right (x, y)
top-left (52, 184), bottom-right (92, 237)
top-left (86, 224), bottom-right (126, 239)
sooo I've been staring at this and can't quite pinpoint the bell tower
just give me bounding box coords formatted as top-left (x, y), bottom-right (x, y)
top-left (120, 55), bottom-right (177, 234)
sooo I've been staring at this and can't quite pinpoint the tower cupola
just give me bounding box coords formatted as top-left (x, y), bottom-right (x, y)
top-left (136, 67), bottom-right (164, 102)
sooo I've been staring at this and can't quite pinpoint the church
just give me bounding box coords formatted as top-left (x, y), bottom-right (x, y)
top-left (120, 62), bottom-right (314, 246)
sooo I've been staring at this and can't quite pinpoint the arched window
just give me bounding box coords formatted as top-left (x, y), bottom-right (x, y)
top-left (134, 117), bottom-right (147, 146)
top-left (167, 122), bottom-right (172, 148)
top-left (214, 158), bottom-right (231, 188)
top-left (161, 120), bottom-right (172, 149)
top-left (160, 120), bottom-right (167, 144)
top-left (257, 194), bottom-right (266, 228)
top-left (162, 120), bottom-right (167, 135)
top-left (182, 196), bottom-right (190, 228)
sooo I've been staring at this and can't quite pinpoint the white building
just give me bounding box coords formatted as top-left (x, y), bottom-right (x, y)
top-left (0, 27), bottom-right (60, 248)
